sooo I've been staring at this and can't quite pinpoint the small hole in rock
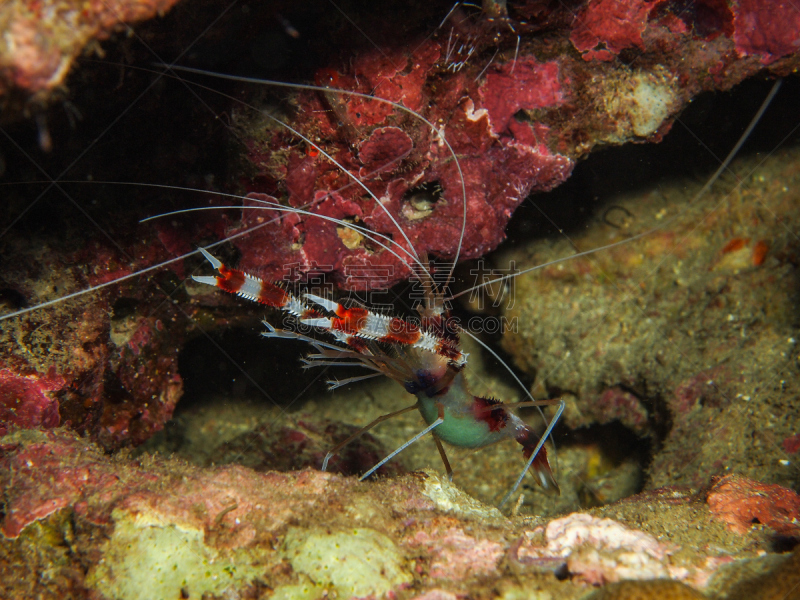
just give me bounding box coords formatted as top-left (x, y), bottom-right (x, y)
top-left (554, 563), bottom-right (570, 581)
top-left (112, 297), bottom-right (139, 320)
top-left (402, 181), bottom-right (443, 220)
top-left (0, 288), bottom-right (27, 310)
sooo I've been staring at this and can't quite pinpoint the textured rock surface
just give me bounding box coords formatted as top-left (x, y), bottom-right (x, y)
top-left (499, 145), bottom-right (800, 493)
top-left (0, 240), bottom-right (185, 450)
top-left (0, 428), bottom-right (794, 600)
top-left (1, 0), bottom-right (799, 449)
top-left (707, 474), bottom-right (800, 536)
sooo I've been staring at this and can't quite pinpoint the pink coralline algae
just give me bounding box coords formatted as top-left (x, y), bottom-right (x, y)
top-left (0, 429), bottom-right (789, 598)
top-left (410, 591), bottom-right (460, 600)
top-left (593, 387), bottom-right (650, 433)
top-left (570, 0), bottom-right (654, 61)
top-left (782, 433), bottom-right (800, 454)
top-left (0, 428), bottom-right (331, 541)
top-left (0, 429), bottom-right (142, 538)
top-left (669, 367), bottom-right (730, 417)
top-left (518, 513), bottom-right (678, 584)
top-left (0, 238), bottom-right (184, 451)
top-left (732, 0), bottom-right (800, 63)
top-left (234, 40), bottom-right (573, 290)
top-left (223, 1), bottom-right (800, 290)
top-left (706, 474), bottom-right (800, 536)
top-left (478, 57), bottom-right (563, 135)
top-left (570, 0), bottom-right (800, 64)
top-left (0, 368), bottom-right (64, 436)
top-left (407, 524), bottom-right (505, 580)
top-left (3, 0), bottom-right (800, 449)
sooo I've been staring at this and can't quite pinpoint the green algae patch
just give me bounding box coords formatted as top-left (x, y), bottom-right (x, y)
top-left (282, 527), bottom-right (412, 597)
top-left (86, 509), bottom-right (265, 600)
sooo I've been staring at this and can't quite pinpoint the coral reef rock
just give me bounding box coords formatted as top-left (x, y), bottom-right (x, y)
top-left (1, 428), bottom-right (795, 599)
top-left (500, 146), bottom-right (800, 493)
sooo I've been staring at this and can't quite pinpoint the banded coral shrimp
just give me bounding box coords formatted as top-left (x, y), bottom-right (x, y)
top-left (1, 1), bottom-right (800, 516)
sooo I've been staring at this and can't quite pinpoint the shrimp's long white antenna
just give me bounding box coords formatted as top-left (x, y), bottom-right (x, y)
top-left (684, 78), bottom-right (781, 204)
top-left (450, 78), bottom-right (783, 502)
top-left (460, 326), bottom-right (562, 483)
top-left (449, 231), bottom-right (663, 301)
top-left (0, 258), bottom-right (188, 321)
top-left (438, 2), bottom-right (461, 29)
top-left (460, 328), bottom-right (546, 420)
top-left (0, 136), bottom-right (420, 323)
top-left (1, 62), bottom-right (469, 321)
top-left (154, 68), bottom-right (422, 264)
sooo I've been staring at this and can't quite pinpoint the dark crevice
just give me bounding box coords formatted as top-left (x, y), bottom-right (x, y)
top-left (0, 287), bottom-right (27, 310)
top-left (111, 297), bottom-right (139, 320)
top-left (177, 325), bottom-right (324, 412)
top-left (526, 419), bottom-right (654, 508)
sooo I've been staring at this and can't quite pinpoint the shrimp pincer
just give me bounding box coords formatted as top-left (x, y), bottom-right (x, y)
top-left (193, 247), bottom-right (563, 505)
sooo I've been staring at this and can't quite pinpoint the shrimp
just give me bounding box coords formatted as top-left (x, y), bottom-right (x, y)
top-left (189, 243), bottom-right (564, 504)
